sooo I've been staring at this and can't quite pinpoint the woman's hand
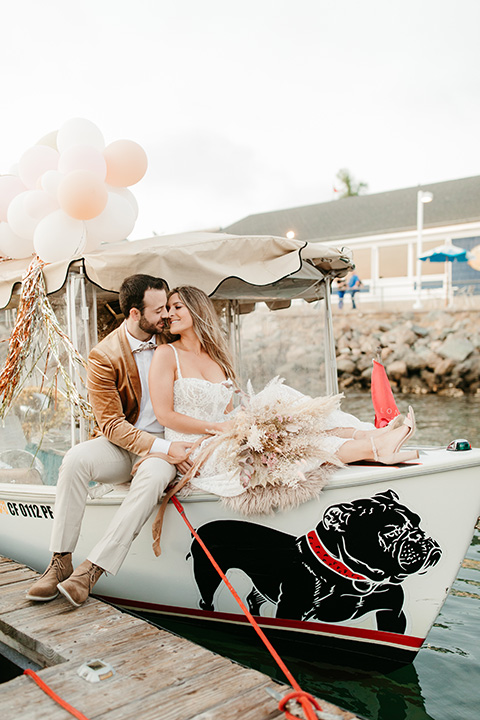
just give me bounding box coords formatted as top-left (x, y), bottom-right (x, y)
top-left (205, 419), bottom-right (235, 435)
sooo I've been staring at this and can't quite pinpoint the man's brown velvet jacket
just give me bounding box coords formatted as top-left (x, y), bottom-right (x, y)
top-left (87, 322), bottom-right (157, 457)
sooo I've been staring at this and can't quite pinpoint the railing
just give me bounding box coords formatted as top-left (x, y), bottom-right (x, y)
top-left (333, 276), bottom-right (479, 310)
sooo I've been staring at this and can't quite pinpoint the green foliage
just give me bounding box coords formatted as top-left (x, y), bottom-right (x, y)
top-left (335, 168), bottom-right (368, 198)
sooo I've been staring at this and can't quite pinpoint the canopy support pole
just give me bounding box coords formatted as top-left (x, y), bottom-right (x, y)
top-left (66, 271), bottom-right (90, 446)
top-left (224, 300), bottom-right (242, 378)
top-left (323, 275), bottom-right (339, 395)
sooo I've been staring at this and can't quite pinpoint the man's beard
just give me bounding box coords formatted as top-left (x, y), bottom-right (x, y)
top-left (138, 314), bottom-right (164, 336)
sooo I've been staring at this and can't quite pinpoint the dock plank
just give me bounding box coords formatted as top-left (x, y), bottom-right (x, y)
top-left (0, 557), bottom-right (360, 719)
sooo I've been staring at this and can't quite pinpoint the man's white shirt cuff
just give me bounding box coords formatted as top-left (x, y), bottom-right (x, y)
top-left (151, 437), bottom-right (172, 455)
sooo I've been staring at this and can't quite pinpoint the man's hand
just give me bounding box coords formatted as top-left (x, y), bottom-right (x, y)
top-left (168, 441), bottom-right (193, 475)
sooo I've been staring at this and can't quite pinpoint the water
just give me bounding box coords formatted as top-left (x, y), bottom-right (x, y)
top-left (153, 528), bottom-right (480, 720)
top-left (151, 392), bottom-right (480, 720)
top-left (344, 391), bottom-right (480, 450)
top-left (2, 393), bottom-right (479, 716)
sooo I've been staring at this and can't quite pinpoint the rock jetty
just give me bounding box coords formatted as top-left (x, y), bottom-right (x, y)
top-left (335, 309), bottom-right (480, 395)
top-left (240, 305), bottom-right (480, 396)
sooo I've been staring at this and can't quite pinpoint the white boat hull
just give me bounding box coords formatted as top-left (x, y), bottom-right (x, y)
top-left (1, 447), bottom-right (479, 665)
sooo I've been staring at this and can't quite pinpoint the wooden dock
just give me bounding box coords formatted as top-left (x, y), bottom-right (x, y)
top-left (0, 556), bottom-right (360, 720)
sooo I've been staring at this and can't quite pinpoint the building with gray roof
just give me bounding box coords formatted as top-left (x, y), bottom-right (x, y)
top-left (224, 175), bottom-right (480, 304)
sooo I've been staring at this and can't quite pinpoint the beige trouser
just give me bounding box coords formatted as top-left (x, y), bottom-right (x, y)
top-left (49, 435), bottom-right (176, 575)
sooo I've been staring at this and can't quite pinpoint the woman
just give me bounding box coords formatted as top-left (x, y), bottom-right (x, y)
top-left (149, 286), bottom-right (417, 505)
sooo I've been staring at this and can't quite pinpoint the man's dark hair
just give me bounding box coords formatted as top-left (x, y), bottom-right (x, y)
top-left (119, 274), bottom-right (169, 317)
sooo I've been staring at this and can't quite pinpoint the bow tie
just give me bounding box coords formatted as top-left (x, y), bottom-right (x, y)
top-left (133, 340), bottom-right (157, 354)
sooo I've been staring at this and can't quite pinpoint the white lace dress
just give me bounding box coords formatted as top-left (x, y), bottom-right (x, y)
top-left (164, 346), bottom-right (246, 496)
top-left (163, 345), bottom-right (376, 498)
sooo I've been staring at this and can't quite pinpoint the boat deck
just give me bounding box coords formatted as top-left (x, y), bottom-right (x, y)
top-left (0, 556), bottom-right (359, 720)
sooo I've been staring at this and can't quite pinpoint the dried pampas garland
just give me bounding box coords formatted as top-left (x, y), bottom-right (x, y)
top-left (0, 255), bottom-right (93, 423)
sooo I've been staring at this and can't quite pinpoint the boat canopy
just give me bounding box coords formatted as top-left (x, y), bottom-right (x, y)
top-left (0, 232), bottom-right (354, 310)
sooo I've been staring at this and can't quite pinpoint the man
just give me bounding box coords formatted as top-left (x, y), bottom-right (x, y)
top-left (347, 271), bottom-right (362, 309)
top-left (336, 277), bottom-right (347, 309)
top-left (26, 274), bottom-right (192, 607)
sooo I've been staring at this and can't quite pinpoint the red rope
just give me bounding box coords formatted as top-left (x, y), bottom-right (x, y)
top-left (171, 495), bottom-right (320, 720)
top-left (24, 669), bottom-right (90, 720)
top-left (279, 691), bottom-right (323, 719)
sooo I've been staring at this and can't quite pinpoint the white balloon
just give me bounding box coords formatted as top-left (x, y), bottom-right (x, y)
top-left (57, 118), bottom-right (105, 153)
top-left (7, 190), bottom-right (58, 240)
top-left (106, 185), bottom-right (139, 221)
top-left (85, 192), bottom-right (136, 244)
top-left (0, 175), bottom-right (27, 222)
top-left (83, 233), bottom-right (102, 254)
top-left (18, 145), bottom-right (59, 189)
top-left (0, 221), bottom-right (34, 259)
top-left (59, 145), bottom-right (107, 179)
top-left (36, 130), bottom-right (58, 150)
top-left (41, 170), bottom-right (64, 198)
top-left (34, 210), bottom-right (86, 263)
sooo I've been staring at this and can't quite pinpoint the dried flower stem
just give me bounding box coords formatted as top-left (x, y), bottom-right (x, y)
top-left (0, 255), bottom-right (93, 423)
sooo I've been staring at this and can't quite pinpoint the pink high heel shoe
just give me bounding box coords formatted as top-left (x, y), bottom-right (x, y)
top-left (387, 413), bottom-right (405, 430)
top-left (392, 406), bottom-right (416, 453)
top-left (370, 437), bottom-right (419, 465)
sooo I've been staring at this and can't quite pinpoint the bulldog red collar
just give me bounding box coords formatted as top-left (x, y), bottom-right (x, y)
top-left (307, 530), bottom-right (369, 582)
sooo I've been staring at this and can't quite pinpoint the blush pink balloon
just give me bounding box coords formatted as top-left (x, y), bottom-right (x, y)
top-left (57, 170), bottom-right (108, 220)
top-left (0, 175), bottom-right (27, 222)
top-left (104, 139), bottom-right (148, 187)
top-left (18, 145), bottom-right (59, 189)
top-left (58, 145), bottom-right (107, 180)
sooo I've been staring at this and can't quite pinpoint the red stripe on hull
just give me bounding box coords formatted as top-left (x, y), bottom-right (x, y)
top-left (97, 594), bottom-right (423, 651)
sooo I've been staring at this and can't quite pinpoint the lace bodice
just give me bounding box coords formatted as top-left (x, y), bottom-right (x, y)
top-left (164, 346), bottom-right (233, 443)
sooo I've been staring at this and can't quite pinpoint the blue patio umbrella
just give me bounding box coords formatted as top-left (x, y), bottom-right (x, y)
top-left (419, 243), bottom-right (472, 263)
top-left (419, 243), bottom-right (473, 304)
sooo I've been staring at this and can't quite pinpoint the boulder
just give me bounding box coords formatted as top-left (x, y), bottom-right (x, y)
top-left (434, 357), bottom-right (456, 376)
top-left (437, 336), bottom-right (474, 362)
top-left (402, 350), bottom-right (429, 372)
top-left (336, 356), bottom-right (357, 374)
top-left (412, 324), bottom-right (430, 337)
top-left (415, 348), bottom-right (442, 370)
top-left (356, 354), bottom-right (373, 373)
top-left (386, 360), bottom-right (408, 380)
top-left (389, 343), bottom-right (411, 362)
top-left (361, 366), bottom-right (373, 381)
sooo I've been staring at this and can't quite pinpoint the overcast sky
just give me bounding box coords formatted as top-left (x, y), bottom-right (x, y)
top-left (1, 0), bottom-right (479, 239)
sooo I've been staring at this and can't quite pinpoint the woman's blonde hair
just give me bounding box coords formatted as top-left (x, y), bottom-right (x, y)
top-left (168, 286), bottom-right (237, 381)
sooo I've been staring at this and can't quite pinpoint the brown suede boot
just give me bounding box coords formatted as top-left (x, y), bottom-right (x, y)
top-left (26, 553), bottom-right (73, 602)
top-left (57, 560), bottom-right (104, 608)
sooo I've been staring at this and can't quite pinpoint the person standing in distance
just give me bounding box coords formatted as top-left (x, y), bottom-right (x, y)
top-left (26, 274), bottom-right (193, 607)
top-left (347, 271), bottom-right (362, 309)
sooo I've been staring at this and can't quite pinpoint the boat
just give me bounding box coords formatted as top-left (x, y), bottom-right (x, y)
top-left (0, 231), bottom-right (479, 666)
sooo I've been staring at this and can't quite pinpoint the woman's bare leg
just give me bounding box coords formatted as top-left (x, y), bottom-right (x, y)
top-left (328, 411), bottom-right (410, 442)
top-left (328, 425), bottom-right (397, 441)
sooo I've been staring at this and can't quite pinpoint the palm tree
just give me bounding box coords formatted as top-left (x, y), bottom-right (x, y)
top-left (335, 168), bottom-right (368, 198)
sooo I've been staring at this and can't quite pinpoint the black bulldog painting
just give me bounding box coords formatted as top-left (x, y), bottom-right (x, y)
top-left (189, 489), bottom-right (442, 634)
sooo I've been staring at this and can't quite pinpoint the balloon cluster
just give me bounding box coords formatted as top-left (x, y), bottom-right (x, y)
top-left (0, 118), bottom-right (147, 262)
